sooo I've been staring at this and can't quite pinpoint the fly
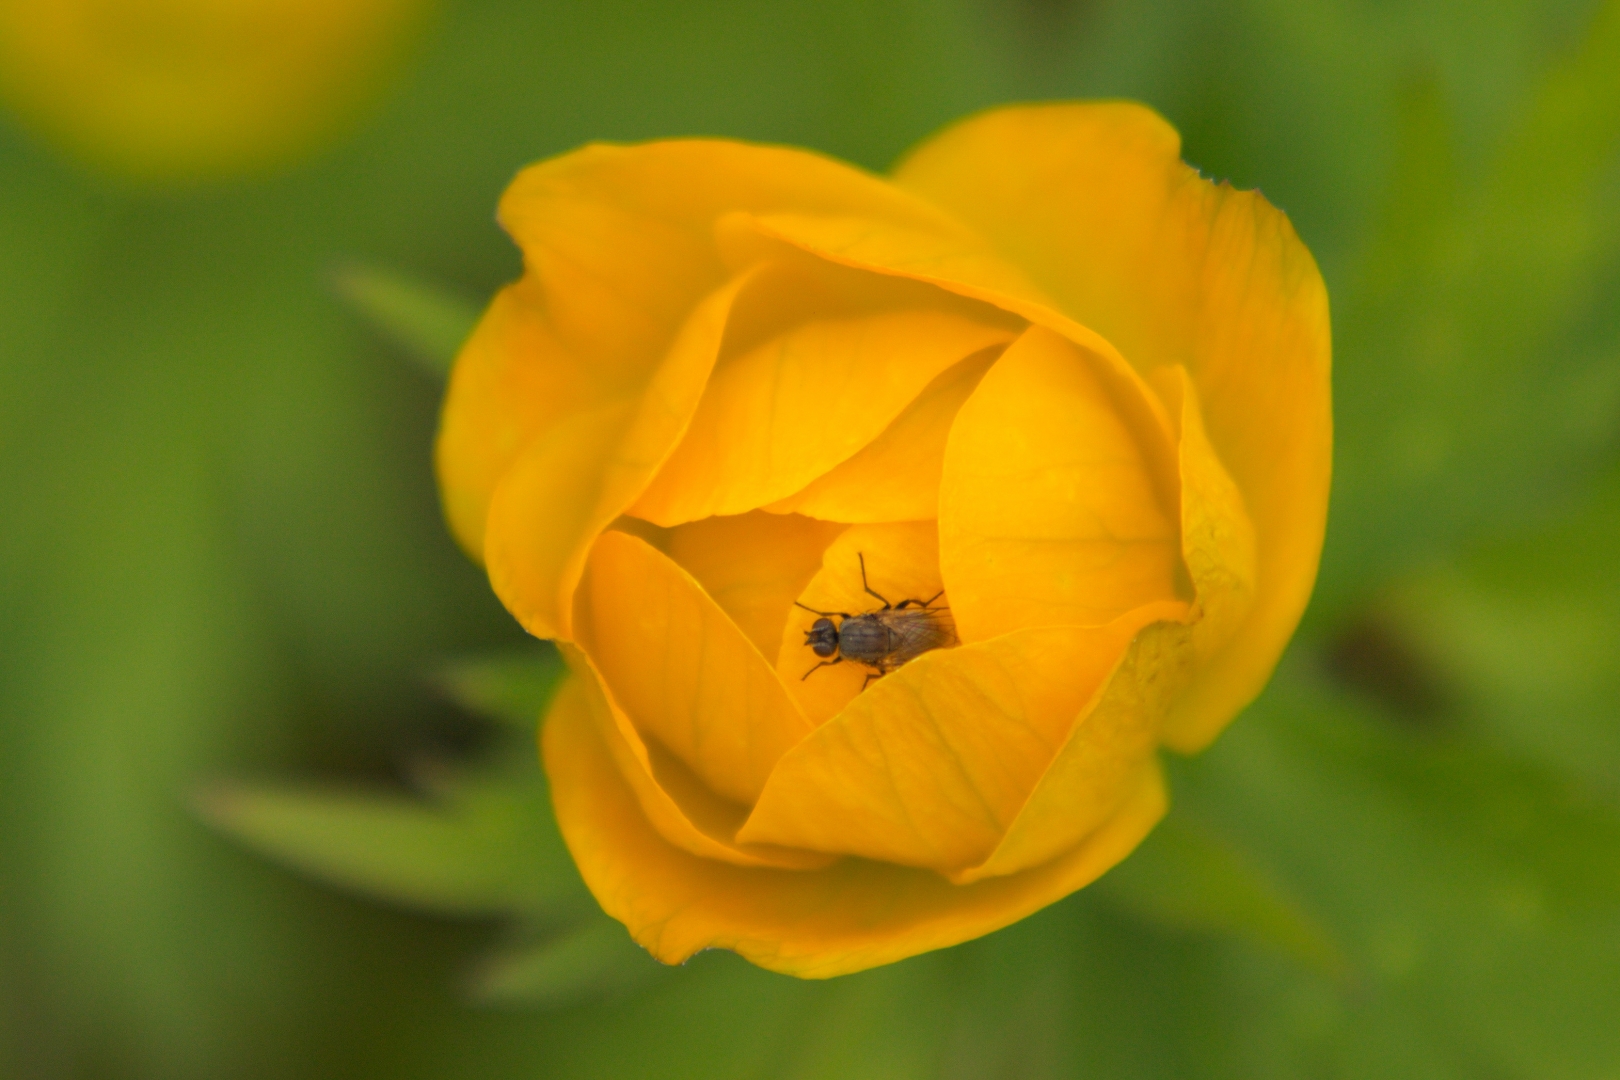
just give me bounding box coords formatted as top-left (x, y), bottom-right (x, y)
top-left (796, 553), bottom-right (957, 688)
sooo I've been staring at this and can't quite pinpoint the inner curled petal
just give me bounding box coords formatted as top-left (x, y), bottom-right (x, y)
top-left (766, 344), bottom-right (1003, 524)
top-left (630, 258), bottom-right (1019, 527)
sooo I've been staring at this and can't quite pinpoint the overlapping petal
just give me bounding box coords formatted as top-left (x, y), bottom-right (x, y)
top-left (731, 211), bottom-right (1179, 468)
top-left (742, 602), bottom-right (1183, 872)
top-left (482, 271), bottom-right (749, 641)
top-left (894, 102), bottom-right (1331, 749)
top-left (579, 529), bottom-right (813, 806)
top-left (545, 673), bottom-right (1168, 978)
top-left (632, 302), bottom-right (1014, 525)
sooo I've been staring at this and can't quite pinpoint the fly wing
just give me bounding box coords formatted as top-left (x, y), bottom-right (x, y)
top-left (883, 608), bottom-right (958, 667)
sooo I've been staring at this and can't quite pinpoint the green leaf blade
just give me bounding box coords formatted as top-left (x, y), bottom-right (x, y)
top-left (332, 262), bottom-right (481, 380)
top-left (199, 782), bottom-right (519, 916)
top-left (199, 756), bottom-right (588, 921)
top-left (464, 918), bottom-right (664, 1009)
top-left (436, 646), bottom-right (566, 732)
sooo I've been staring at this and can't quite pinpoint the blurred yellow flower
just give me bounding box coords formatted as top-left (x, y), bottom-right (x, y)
top-left (0, 0), bottom-right (429, 181)
top-left (436, 103), bottom-right (1332, 978)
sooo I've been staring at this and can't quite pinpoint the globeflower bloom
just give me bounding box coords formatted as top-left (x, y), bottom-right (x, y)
top-left (437, 103), bottom-right (1331, 978)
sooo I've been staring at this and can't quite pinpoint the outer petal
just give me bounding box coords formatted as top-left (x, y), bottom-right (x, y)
top-left (481, 272), bottom-right (748, 641)
top-left (435, 285), bottom-right (599, 558)
top-left (894, 103), bottom-right (1332, 750)
top-left (666, 511), bottom-right (846, 658)
top-left (940, 326), bottom-right (1182, 642)
top-left (579, 530), bottom-right (813, 806)
top-left (544, 674), bottom-right (1168, 978)
top-left (767, 346), bottom-right (1002, 523)
top-left (742, 602), bottom-right (1184, 872)
top-left (445, 138), bottom-right (973, 564)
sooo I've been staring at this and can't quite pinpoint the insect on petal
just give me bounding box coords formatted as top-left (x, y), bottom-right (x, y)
top-left (777, 521), bottom-right (948, 726)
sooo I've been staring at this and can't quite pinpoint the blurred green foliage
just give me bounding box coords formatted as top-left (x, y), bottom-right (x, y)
top-left (2, 0), bottom-right (1618, 1077)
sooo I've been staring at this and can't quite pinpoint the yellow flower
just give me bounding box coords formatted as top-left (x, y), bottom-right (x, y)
top-left (0, 0), bottom-right (429, 181)
top-left (436, 103), bottom-right (1331, 978)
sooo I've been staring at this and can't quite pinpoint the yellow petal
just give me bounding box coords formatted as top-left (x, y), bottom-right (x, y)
top-left (1151, 367), bottom-right (1262, 750)
top-left (666, 511), bottom-right (847, 659)
top-left (632, 294), bottom-right (1015, 526)
top-left (742, 603), bottom-right (1181, 872)
top-left (544, 674), bottom-right (1168, 978)
top-left (558, 652), bottom-right (834, 871)
top-left (776, 522), bottom-right (945, 726)
top-left (950, 619), bottom-right (1191, 883)
top-left (481, 271), bottom-right (748, 641)
top-left (767, 345), bottom-right (1003, 523)
top-left (435, 285), bottom-right (600, 559)
top-left (579, 530), bottom-right (813, 806)
top-left (895, 103), bottom-right (1332, 751)
top-left (939, 326), bottom-right (1182, 642)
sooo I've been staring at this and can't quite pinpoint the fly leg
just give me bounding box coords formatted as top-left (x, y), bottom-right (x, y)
top-left (801, 656), bottom-right (844, 681)
top-left (794, 600), bottom-right (852, 618)
top-left (857, 552), bottom-right (892, 609)
top-left (895, 589), bottom-right (946, 610)
top-left (861, 670), bottom-right (881, 691)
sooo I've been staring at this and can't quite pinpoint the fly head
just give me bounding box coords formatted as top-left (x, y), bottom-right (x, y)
top-left (804, 617), bottom-right (840, 658)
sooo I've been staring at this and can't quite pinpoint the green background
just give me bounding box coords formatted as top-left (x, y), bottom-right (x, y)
top-left (4, 0), bottom-right (1619, 1076)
